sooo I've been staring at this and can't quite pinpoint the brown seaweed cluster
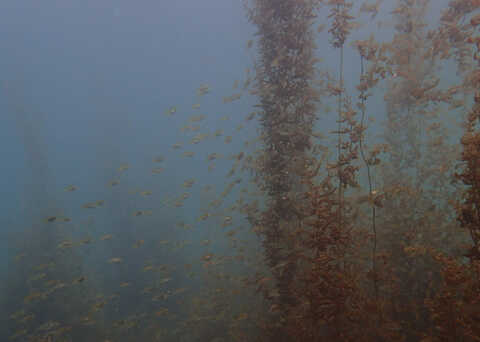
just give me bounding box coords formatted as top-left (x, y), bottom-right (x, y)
top-left (246, 0), bottom-right (480, 340)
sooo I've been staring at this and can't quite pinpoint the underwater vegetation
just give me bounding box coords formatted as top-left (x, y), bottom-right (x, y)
top-left (3, 0), bottom-right (480, 341)
top-left (245, 0), bottom-right (480, 341)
